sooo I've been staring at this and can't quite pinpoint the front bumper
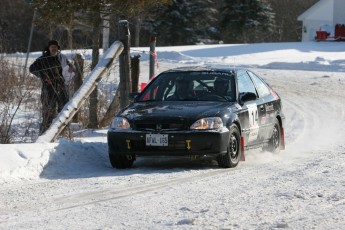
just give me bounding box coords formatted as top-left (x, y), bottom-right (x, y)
top-left (107, 128), bottom-right (230, 157)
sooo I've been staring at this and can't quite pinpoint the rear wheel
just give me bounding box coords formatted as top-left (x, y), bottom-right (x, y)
top-left (109, 154), bottom-right (135, 169)
top-left (217, 124), bottom-right (241, 168)
top-left (264, 118), bottom-right (281, 153)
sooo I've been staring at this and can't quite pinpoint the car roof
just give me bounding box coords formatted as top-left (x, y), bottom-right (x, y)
top-left (161, 65), bottom-right (244, 74)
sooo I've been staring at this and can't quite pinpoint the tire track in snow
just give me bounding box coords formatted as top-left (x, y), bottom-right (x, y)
top-left (263, 70), bottom-right (345, 154)
top-left (50, 167), bottom-right (234, 212)
top-left (0, 167), bottom-right (234, 216)
top-left (283, 90), bottom-right (345, 153)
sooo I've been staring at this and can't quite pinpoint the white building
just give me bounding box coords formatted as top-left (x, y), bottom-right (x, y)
top-left (298, 0), bottom-right (345, 41)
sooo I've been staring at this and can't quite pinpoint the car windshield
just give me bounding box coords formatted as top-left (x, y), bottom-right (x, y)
top-left (137, 71), bottom-right (236, 102)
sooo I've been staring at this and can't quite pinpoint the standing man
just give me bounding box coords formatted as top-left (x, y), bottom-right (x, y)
top-left (30, 40), bottom-right (74, 134)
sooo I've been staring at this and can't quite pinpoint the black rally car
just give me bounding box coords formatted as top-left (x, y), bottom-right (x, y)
top-left (107, 66), bottom-right (285, 169)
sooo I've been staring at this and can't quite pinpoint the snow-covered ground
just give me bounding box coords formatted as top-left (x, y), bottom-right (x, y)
top-left (1, 42), bottom-right (345, 229)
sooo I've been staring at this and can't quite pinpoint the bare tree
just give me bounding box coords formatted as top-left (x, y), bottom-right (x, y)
top-left (0, 58), bottom-right (40, 143)
top-left (268, 0), bottom-right (318, 41)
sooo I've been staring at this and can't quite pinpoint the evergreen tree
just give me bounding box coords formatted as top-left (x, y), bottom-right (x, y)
top-left (0, 0), bottom-right (38, 52)
top-left (219, 0), bottom-right (275, 43)
top-left (142, 0), bottom-right (218, 46)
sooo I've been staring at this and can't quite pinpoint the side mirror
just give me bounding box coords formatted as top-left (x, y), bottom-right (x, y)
top-left (128, 92), bottom-right (140, 101)
top-left (239, 92), bottom-right (257, 105)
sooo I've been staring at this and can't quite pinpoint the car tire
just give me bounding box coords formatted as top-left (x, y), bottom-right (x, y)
top-left (264, 118), bottom-right (281, 153)
top-left (109, 154), bottom-right (135, 169)
top-left (217, 124), bottom-right (241, 168)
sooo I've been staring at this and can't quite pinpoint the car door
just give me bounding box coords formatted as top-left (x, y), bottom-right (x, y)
top-left (238, 71), bottom-right (270, 145)
top-left (247, 71), bottom-right (274, 141)
top-left (236, 70), bottom-right (263, 145)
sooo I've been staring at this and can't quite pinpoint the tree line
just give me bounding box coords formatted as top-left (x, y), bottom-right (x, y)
top-left (0, 0), bottom-right (317, 53)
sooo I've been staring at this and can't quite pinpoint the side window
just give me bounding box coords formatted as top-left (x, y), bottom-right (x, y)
top-left (248, 71), bottom-right (270, 98)
top-left (237, 71), bottom-right (257, 95)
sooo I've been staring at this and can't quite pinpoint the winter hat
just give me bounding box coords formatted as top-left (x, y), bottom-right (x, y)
top-left (48, 40), bottom-right (60, 49)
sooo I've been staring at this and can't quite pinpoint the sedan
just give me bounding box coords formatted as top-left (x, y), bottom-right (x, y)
top-left (107, 66), bottom-right (285, 169)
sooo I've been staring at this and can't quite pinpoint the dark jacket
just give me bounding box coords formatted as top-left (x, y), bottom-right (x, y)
top-left (29, 52), bottom-right (65, 90)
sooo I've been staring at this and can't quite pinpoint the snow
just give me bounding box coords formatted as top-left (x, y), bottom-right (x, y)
top-left (1, 41), bottom-right (345, 229)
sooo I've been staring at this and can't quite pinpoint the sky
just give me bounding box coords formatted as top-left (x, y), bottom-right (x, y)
top-left (1, 41), bottom-right (345, 229)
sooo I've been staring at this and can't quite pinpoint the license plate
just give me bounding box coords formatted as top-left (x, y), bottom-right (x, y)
top-left (146, 134), bottom-right (168, 146)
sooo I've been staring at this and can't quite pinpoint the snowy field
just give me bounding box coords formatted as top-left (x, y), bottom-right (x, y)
top-left (1, 42), bottom-right (345, 229)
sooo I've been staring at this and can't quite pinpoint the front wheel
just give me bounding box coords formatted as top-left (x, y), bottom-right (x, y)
top-left (109, 154), bottom-right (135, 169)
top-left (217, 124), bottom-right (241, 168)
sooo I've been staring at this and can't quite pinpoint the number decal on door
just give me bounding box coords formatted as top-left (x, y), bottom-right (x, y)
top-left (247, 103), bottom-right (258, 128)
top-left (247, 103), bottom-right (259, 141)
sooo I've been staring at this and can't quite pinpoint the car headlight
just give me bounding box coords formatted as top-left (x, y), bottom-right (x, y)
top-left (110, 117), bottom-right (131, 130)
top-left (190, 117), bottom-right (223, 130)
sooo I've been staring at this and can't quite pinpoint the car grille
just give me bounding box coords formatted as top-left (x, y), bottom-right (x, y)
top-left (134, 122), bottom-right (185, 131)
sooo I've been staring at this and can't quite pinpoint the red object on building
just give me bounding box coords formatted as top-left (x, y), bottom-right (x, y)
top-left (335, 24), bottom-right (345, 40)
top-left (316, 31), bottom-right (328, 40)
top-left (315, 24), bottom-right (345, 41)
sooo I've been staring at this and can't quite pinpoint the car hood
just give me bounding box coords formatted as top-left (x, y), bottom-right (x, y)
top-left (121, 101), bottom-right (233, 123)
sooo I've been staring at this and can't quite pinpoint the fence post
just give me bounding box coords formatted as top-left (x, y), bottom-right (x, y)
top-left (72, 53), bottom-right (84, 123)
top-left (88, 14), bottom-right (101, 129)
top-left (131, 55), bottom-right (140, 92)
top-left (149, 35), bottom-right (156, 80)
top-left (98, 20), bottom-right (133, 128)
top-left (118, 20), bottom-right (131, 109)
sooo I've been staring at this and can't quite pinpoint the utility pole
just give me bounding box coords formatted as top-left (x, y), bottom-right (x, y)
top-left (24, 9), bottom-right (36, 77)
top-left (101, 5), bottom-right (111, 51)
